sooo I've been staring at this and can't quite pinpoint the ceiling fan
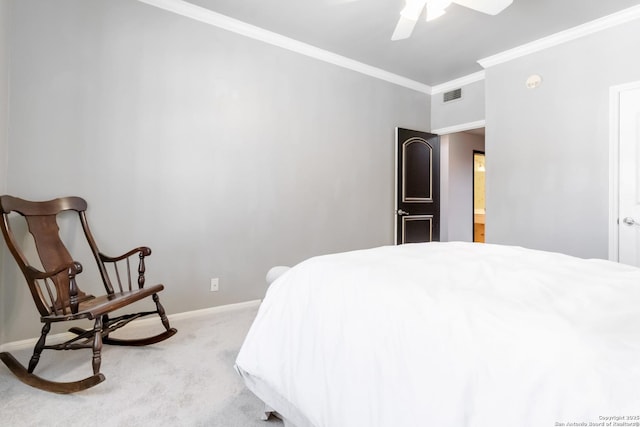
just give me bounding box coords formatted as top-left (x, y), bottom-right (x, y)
top-left (392, 0), bottom-right (513, 40)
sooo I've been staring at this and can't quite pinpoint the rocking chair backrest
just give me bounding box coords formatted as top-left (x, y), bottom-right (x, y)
top-left (0, 195), bottom-right (94, 317)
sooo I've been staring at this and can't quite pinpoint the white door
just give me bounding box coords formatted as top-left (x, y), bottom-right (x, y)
top-left (618, 87), bottom-right (640, 266)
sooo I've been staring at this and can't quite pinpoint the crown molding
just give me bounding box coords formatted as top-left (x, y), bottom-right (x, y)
top-left (137, 0), bottom-right (431, 94)
top-left (431, 71), bottom-right (485, 94)
top-left (431, 120), bottom-right (486, 135)
top-left (478, 4), bottom-right (640, 69)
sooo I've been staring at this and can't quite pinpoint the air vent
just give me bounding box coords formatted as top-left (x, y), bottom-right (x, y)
top-left (443, 88), bottom-right (462, 103)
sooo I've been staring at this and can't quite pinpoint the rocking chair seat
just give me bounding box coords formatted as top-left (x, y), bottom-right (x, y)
top-left (42, 284), bottom-right (165, 322)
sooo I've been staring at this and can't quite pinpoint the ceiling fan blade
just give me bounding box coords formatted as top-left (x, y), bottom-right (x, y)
top-left (452, 0), bottom-right (513, 15)
top-left (425, 4), bottom-right (448, 21)
top-left (391, 16), bottom-right (418, 41)
top-left (400, 0), bottom-right (427, 20)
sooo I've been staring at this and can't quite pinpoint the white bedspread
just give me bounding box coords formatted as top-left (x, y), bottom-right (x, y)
top-left (236, 242), bottom-right (640, 427)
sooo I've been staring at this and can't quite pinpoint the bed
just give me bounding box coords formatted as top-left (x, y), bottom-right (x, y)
top-left (235, 242), bottom-right (640, 427)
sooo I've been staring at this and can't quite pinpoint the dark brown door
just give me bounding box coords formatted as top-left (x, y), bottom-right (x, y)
top-left (395, 127), bottom-right (440, 244)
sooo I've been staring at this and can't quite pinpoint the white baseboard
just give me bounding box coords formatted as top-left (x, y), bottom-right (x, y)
top-left (0, 299), bottom-right (262, 353)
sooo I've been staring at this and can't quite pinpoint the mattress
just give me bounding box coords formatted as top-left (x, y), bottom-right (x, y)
top-left (236, 242), bottom-right (640, 427)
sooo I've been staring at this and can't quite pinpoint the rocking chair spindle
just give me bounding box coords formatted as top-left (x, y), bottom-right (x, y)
top-left (0, 195), bottom-right (177, 393)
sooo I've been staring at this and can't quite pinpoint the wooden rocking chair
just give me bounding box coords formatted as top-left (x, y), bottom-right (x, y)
top-left (0, 195), bottom-right (177, 393)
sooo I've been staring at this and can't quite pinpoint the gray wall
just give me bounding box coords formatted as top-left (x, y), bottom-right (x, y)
top-left (0, 0), bottom-right (7, 185)
top-left (431, 79), bottom-right (484, 131)
top-left (0, 0), bottom-right (10, 346)
top-left (440, 132), bottom-right (484, 242)
top-left (1, 0), bottom-right (429, 342)
top-left (485, 20), bottom-right (640, 259)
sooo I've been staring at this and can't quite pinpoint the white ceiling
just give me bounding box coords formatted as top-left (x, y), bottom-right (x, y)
top-left (184, 0), bottom-right (640, 86)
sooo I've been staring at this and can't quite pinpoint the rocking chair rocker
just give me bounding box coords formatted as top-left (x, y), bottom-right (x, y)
top-left (0, 195), bottom-right (177, 393)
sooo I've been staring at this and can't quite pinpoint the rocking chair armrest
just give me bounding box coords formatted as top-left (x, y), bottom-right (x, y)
top-left (98, 247), bottom-right (152, 290)
top-left (26, 261), bottom-right (83, 280)
top-left (27, 262), bottom-right (83, 315)
top-left (98, 246), bottom-right (151, 263)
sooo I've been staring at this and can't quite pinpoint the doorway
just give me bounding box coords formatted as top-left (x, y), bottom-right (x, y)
top-left (473, 151), bottom-right (486, 243)
top-left (437, 127), bottom-right (485, 242)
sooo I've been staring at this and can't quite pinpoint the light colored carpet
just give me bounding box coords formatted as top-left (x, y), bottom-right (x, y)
top-left (0, 302), bottom-right (283, 427)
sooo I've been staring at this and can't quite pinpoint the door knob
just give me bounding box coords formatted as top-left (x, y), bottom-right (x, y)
top-left (397, 209), bottom-right (410, 216)
top-left (623, 217), bottom-right (637, 226)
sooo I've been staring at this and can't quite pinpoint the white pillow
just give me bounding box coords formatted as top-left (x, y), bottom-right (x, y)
top-left (265, 266), bottom-right (291, 285)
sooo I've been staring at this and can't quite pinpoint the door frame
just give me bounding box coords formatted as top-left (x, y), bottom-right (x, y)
top-left (608, 80), bottom-right (640, 262)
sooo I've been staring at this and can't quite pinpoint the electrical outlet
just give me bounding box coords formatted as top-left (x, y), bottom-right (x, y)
top-left (210, 278), bottom-right (219, 292)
